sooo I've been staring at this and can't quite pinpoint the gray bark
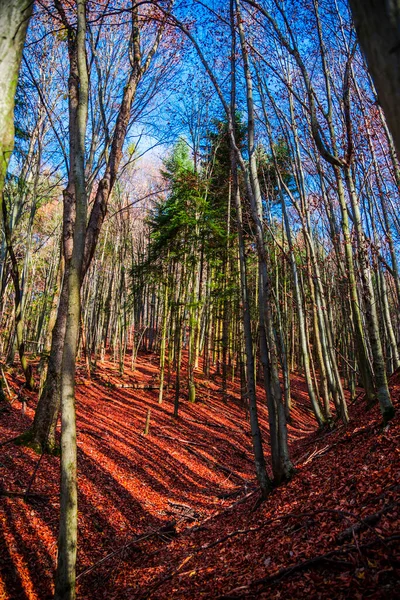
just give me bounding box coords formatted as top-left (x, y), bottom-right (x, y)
top-left (236, 0), bottom-right (294, 483)
top-left (54, 0), bottom-right (88, 596)
top-left (0, 0), bottom-right (33, 202)
top-left (349, 0), bottom-right (400, 157)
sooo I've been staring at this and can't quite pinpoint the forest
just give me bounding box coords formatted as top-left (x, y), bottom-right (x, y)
top-left (0, 0), bottom-right (399, 598)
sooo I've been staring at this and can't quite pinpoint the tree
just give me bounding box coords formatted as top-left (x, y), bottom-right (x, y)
top-left (348, 0), bottom-right (400, 158)
top-left (0, 0), bottom-right (33, 203)
top-left (0, 0), bottom-right (34, 399)
top-left (53, 0), bottom-right (88, 596)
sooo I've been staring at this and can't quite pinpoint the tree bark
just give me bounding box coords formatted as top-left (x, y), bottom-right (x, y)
top-left (236, 0), bottom-right (294, 483)
top-left (54, 0), bottom-right (88, 596)
top-left (0, 0), bottom-right (33, 203)
top-left (348, 0), bottom-right (400, 157)
top-left (29, 272), bottom-right (68, 452)
top-left (231, 146), bottom-right (272, 497)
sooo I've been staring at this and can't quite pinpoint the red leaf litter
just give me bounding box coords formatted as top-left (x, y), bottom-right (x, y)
top-left (0, 356), bottom-right (399, 599)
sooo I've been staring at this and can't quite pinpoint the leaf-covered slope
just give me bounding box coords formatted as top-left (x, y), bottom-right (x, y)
top-left (0, 359), bottom-right (399, 599)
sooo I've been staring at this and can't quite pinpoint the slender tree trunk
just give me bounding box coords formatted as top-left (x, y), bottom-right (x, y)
top-left (344, 167), bottom-right (394, 421)
top-left (29, 274), bottom-right (68, 452)
top-left (236, 0), bottom-right (293, 482)
top-left (158, 270), bottom-right (169, 404)
top-left (231, 149), bottom-right (272, 496)
top-left (54, 0), bottom-right (88, 597)
top-left (275, 166), bottom-right (325, 426)
top-left (2, 201), bottom-right (35, 390)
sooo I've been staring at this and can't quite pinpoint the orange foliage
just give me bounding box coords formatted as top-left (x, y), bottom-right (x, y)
top-left (0, 356), bottom-right (399, 599)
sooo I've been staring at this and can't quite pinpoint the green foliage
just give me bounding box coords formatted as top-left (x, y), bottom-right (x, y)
top-left (203, 114), bottom-right (245, 253)
top-left (148, 138), bottom-right (206, 261)
top-left (257, 137), bottom-right (295, 205)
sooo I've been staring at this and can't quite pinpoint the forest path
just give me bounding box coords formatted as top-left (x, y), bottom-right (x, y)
top-left (0, 355), bottom-right (399, 599)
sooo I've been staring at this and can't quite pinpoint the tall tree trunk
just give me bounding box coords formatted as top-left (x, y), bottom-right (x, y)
top-left (158, 268), bottom-right (169, 404)
top-left (2, 201), bottom-right (35, 390)
top-left (54, 0), bottom-right (88, 597)
top-left (27, 0), bottom-right (167, 454)
top-left (0, 0), bottom-right (33, 202)
top-left (29, 275), bottom-right (68, 452)
top-left (348, 0), bottom-right (400, 158)
top-left (344, 167), bottom-right (394, 422)
top-left (236, 0), bottom-right (294, 482)
top-left (0, 0), bottom-right (33, 388)
top-left (231, 147), bottom-right (272, 497)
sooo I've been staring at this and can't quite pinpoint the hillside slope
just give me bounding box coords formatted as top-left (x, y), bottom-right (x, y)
top-left (0, 357), bottom-right (399, 599)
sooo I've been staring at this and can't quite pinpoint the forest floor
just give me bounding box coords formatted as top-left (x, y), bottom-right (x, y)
top-left (0, 353), bottom-right (399, 599)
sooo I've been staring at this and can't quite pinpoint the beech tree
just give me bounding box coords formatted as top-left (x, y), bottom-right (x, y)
top-left (348, 0), bottom-right (400, 158)
top-left (0, 0), bottom-right (33, 201)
